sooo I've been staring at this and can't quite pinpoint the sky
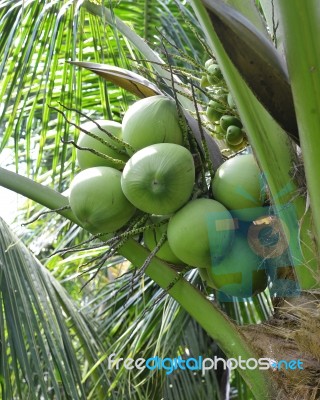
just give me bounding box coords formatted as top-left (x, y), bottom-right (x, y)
top-left (0, 186), bottom-right (20, 224)
top-left (0, 148), bottom-right (22, 225)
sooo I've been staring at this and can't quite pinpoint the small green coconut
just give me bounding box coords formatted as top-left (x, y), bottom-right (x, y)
top-left (206, 63), bottom-right (223, 84)
top-left (122, 95), bottom-right (184, 154)
top-left (69, 166), bottom-right (136, 234)
top-left (212, 154), bottom-right (266, 221)
top-left (167, 198), bottom-right (235, 269)
top-left (219, 115), bottom-right (243, 132)
top-left (143, 216), bottom-right (184, 265)
top-left (206, 100), bottom-right (224, 123)
top-left (200, 74), bottom-right (211, 88)
top-left (121, 143), bottom-right (195, 215)
top-left (227, 92), bottom-right (236, 109)
top-left (204, 58), bottom-right (215, 69)
top-left (198, 267), bottom-right (216, 289)
top-left (207, 233), bottom-right (268, 298)
top-left (226, 125), bottom-right (245, 146)
top-left (76, 120), bottom-right (128, 170)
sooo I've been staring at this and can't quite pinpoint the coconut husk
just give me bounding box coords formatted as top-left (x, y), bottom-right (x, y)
top-left (241, 291), bottom-right (320, 400)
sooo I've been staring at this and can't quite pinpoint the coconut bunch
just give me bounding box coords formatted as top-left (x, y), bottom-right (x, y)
top-left (201, 58), bottom-right (248, 152)
top-left (67, 93), bottom-right (280, 300)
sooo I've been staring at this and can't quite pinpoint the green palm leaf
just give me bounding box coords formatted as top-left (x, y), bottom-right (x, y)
top-left (78, 266), bottom-right (223, 399)
top-left (0, 216), bottom-right (109, 399)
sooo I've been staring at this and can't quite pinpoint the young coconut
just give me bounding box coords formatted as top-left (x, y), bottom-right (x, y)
top-left (143, 216), bottom-right (184, 265)
top-left (219, 115), bottom-right (242, 132)
top-left (69, 166), bottom-right (136, 234)
top-left (198, 267), bottom-right (216, 288)
top-left (206, 100), bottom-right (224, 123)
top-left (206, 63), bottom-right (223, 85)
top-left (226, 126), bottom-right (244, 146)
top-left (167, 198), bottom-right (235, 269)
top-left (212, 154), bottom-right (266, 221)
top-left (76, 120), bottom-right (129, 170)
top-left (122, 95), bottom-right (184, 154)
top-left (207, 233), bottom-right (268, 299)
top-left (121, 143), bottom-right (195, 215)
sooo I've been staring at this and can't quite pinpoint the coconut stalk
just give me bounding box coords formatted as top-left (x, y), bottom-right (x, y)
top-left (0, 166), bottom-right (275, 400)
top-left (275, 0), bottom-right (320, 277)
top-left (258, 0), bottom-right (285, 57)
top-left (188, 0), bottom-right (319, 289)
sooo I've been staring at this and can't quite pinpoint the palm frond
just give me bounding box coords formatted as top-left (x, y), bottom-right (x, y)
top-left (77, 266), bottom-right (224, 399)
top-left (0, 216), bottom-right (109, 399)
top-left (0, 0), bottom-right (136, 185)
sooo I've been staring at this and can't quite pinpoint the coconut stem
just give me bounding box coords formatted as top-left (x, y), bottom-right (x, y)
top-left (138, 231), bottom-right (167, 275)
top-left (56, 102), bottom-right (135, 154)
top-left (61, 138), bottom-right (126, 167)
top-left (50, 104), bottom-right (134, 155)
top-left (190, 81), bottom-right (215, 182)
top-left (104, 218), bottom-right (168, 249)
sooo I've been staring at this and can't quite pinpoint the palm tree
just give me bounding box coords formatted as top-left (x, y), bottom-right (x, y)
top-left (0, 1), bottom-right (319, 399)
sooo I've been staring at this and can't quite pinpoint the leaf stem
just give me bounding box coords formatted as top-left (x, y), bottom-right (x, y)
top-left (276, 0), bottom-right (320, 284)
top-left (0, 167), bottom-right (78, 224)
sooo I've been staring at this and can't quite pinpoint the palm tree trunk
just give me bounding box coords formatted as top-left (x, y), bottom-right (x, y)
top-left (242, 292), bottom-right (320, 399)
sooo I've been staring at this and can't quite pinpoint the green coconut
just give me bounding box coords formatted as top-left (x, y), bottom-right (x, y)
top-left (206, 63), bottom-right (223, 84)
top-left (204, 58), bottom-right (215, 69)
top-left (167, 198), bottom-right (235, 269)
top-left (206, 100), bottom-right (224, 123)
top-left (122, 95), bottom-right (184, 154)
top-left (76, 120), bottom-right (128, 170)
top-left (219, 115), bottom-right (243, 132)
top-left (200, 74), bottom-right (211, 88)
top-left (227, 92), bottom-right (236, 109)
top-left (226, 126), bottom-right (244, 146)
top-left (121, 143), bottom-right (195, 215)
top-left (212, 154), bottom-right (266, 221)
top-left (207, 233), bottom-right (268, 298)
top-left (69, 166), bottom-right (136, 234)
top-left (143, 216), bottom-right (184, 264)
top-left (198, 267), bottom-right (216, 288)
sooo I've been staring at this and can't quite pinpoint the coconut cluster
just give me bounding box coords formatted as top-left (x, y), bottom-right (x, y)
top-left (68, 94), bottom-right (271, 299)
top-left (201, 58), bottom-right (248, 151)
